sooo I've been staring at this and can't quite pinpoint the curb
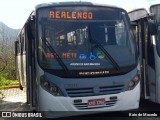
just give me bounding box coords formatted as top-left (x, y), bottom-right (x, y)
top-left (0, 85), bottom-right (19, 89)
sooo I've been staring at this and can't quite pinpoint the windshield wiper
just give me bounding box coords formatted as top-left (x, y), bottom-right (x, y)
top-left (94, 44), bottom-right (120, 71)
top-left (41, 38), bottom-right (69, 72)
top-left (89, 25), bottom-right (120, 71)
top-left (40, 19), bottom-right (69, 73)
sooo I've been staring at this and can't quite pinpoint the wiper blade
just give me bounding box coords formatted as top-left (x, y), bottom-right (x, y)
top-left (89, 25), bottom-right (120, 71)
top-left (41, 38), bottom-right (69, 72)
top-left (95, 44), bottom-right (120, 71)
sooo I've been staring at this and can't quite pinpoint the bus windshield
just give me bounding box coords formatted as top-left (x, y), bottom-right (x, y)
top-left (37, 6), bottom-right (137, 76)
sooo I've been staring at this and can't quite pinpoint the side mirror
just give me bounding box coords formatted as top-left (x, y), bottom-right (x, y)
top-left (148, 20), bottom-right (157, 35)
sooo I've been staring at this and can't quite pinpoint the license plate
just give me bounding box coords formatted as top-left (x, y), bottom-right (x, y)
top-left (88, 98), bottom-right (105, 106)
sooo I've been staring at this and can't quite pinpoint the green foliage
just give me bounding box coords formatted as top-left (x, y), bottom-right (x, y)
top-left (0, 62), bottom-right (16, 80)
top-left (0, 76), bottom-right (18, 86)
top-left (0, 22), bottom-right (19, 87)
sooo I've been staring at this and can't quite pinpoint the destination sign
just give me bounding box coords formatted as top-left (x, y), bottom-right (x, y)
top-left (49, 11), bottom-right (93, 19)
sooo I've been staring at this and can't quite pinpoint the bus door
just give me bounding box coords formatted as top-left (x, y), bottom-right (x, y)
top-left (151, 24), bottom-right (160, 103)
top-left (138, 18), bottom-right (157, 102)
top-left (150, 4), bottom-right (160, 104)
top-left (135, 18), bottom-right (153, 100)
top-left (154, 25), bottom-right (160, 103)
top-left (131, 21), bottom-right (145, 97)
top-left (145, 19), bottom-right (157, 102)
top-left (26, 18), bottom-right (36, 108)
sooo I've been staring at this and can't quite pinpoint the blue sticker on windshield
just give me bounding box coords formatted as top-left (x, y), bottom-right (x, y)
top-left (78, 52), bottom-right (97, 60)
top-left (89, 52), bottom-right (97, 60)
top-left (78, 53), bottom-right (87, 60)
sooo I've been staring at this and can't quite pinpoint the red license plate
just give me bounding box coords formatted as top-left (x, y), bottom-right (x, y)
top-left (88, 98), bottom-right (105, 106)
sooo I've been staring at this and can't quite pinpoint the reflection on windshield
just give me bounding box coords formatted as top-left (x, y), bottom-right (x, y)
top-left (88, 24), bottom-right (120, 71)
top-left (40, 37), bottom-right (69, 72)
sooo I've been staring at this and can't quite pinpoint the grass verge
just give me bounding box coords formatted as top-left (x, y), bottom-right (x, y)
top-left (0, 76), bottom-right (19, 98)
top-left (0, 76), bottom-right (18, 87)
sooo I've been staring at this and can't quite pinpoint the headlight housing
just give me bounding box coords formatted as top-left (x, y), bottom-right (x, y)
top-left (40, 76), bottom-right (64, 96)
top-left (128, 75), bottom-right (140, 90)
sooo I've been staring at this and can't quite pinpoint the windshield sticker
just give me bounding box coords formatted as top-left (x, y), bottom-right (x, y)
top-left (78, 53), bottom-right (87, 60)
top-left (89, 52), bottom-right (97, 60)
top-left (97, 51), bottom-right (105, 59)
top-left (49, 11), bottom-right (93, 20)
top-left (70, 63), bottom-right (100, 66)
top-left (45, 51), bottom-right (105, 60)
top-left (78, 52), bottom-right (98, 60)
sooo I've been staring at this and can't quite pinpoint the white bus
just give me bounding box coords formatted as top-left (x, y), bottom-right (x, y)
top-left (15, 2), bottom-right (139, 117)
top-left (128, 3), bottom-right (160, 104)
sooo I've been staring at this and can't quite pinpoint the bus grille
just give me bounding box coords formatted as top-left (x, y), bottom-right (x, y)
top-left (66, 85), bottom-right (124, 97)
top-left (74, 99), bottom-right (117, 110)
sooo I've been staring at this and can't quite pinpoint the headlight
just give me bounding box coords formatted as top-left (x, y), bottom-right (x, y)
top-left (40, 76), bottom-right (64, 96)
top-left (128, 75), bottom-right (140, 90)
top-left (43, 81), bottom-right (49, 87)
top-left (128, 81), bottom-right (135, 88)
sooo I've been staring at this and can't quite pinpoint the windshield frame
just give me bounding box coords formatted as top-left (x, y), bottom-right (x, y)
top-left (36, 5), bottom-right (138, 78)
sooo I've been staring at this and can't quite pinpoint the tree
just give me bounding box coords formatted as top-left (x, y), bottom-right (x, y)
top-left (0, 23), bottom-right (18, 80)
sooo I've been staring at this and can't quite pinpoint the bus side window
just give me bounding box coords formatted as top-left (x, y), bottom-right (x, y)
top-left (15, 41), bottom-right (18, 56)
top-left (18, 37), bottom-right (22, 55)
top-left (21, 29), bottom-right (25, 54)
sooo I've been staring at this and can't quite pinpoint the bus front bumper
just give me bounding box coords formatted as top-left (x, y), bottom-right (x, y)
top-left (38, 82), bottom-right (140, 117)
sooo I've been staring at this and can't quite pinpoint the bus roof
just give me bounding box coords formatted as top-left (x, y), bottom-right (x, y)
top-left (128, 3), bottom-right (160, 21)
top-left (128, 8), bottom-right (149, 21)
top-left (35, 1), bottom-right (124, 10)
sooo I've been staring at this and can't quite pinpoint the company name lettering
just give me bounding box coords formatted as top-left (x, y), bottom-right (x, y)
top-left (79, 71), bottom-right (109, 76)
